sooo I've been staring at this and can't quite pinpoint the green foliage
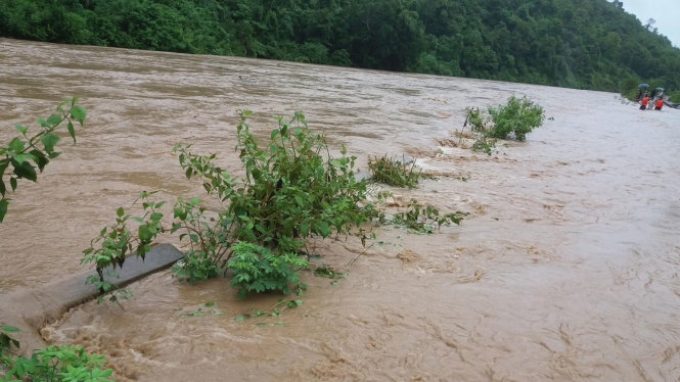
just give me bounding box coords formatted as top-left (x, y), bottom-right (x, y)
top-left (466, 96), bottom-right (545, 142)
top-left (234, 298), bottom-right (303, 323)
top-left (84, 111), bottom-right (379, 301)
top-left (367, 155), bottom-right (422, 188)
top-left (227, 242), bottom-right (308, 299)
top-left (182, 302), bottom-right (223, 318)
top-left (0, 97), bottom-right (85, 223)
top-left (0, 325), bottom-right (20, 356)
top-left (471, 136), bottom-right (497, 156)
top-left (392, 199), bottom-right (467, 234)
top-left (82, 190), bottom-right (165, 300)
top-left (668, 92), bottom-right (680, 103)
top-left (462, 109), bottom-right (499, 154)
top-left (487, 96), bottom-right (545, 141)
top-left (177, 110), bottom-right (375, 255)
top-left (169, 197), bottom-right (226, 282)
top-left (464, 107), bottom-right (486, 134)
top-left (0, 100), bottom-right (109, 382)
top-left (1, 327), bottom-right (112, 382)
top-left (313, 264), bottom-right (347, 279)
top-left (1, 344), bottom-right (113, 382)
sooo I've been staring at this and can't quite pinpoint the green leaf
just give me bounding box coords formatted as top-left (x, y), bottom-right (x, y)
top-left (1, 325), bottom-right (20, 333)
top-left (40, 133), bottom-right (61, 153)
top-left (14, 124), bottom-right (27, 134)
top-left (29, 149), bottom-right (49, 171)
top-left (0, 180), bottom-right (5, 197)
top-left (10, 177), bottom-right (17, 191)
top-left (11, 160), bottom-right (37, 182)
top-left (70, 105), bottom-right (87, 125)
top-left (46, 113), bottom-right (62, 126)
top-left (8, 137), bottom-right (25, 153)
top-left (116, 207), bottom-right (124, 217)
top-left (0, 199), bottom-right (8, 223)
top-left (12, 153), bottom-right (34, 164)
top-left (234, 315), bottom-right (246, 322)
top-left (138, 225), bottom-right (152, 241)
top-left (67, 121), bottom-right (76, 143)
top-left (315, 222), bottom-right (331, 237)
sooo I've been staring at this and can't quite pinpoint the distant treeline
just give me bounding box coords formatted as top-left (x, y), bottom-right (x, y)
top-left (2, 0), bottom-right (680, 92)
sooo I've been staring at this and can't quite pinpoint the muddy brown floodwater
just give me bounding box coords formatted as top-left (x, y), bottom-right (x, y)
top-left (2, 38), bottom-right (680, 381)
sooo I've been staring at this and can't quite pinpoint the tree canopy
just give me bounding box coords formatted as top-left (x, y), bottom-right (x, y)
top-left (1, 0), bottom-right (679, 92)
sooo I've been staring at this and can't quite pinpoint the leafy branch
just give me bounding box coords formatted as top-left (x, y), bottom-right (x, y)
top-left (0, 96), bottom-right (86, 223)
top-left (81, 190), bottom-right (165, 300)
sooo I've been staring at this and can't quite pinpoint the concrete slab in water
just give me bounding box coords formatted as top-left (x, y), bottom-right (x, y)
top-left (0, 243), bottom-right (184, 354)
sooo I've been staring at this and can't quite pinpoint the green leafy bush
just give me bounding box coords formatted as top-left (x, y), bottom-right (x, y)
top-left (1, 344), bottom-right (113, 382)
top-left (471, 136), bottom-right (497, 156)
top-left (227, 242), bottom-right (308, 299)
top-left (82, 191), bottom-right (165, 301)
top-left (84, 111), bottom-right (380, 298)
top-left (1, 326), bottom-right (112, 382)
top-left (464, 107), bottom-right (486, 133)
top-left (487, 96), bottom-right (545, 141)
top-left (367, 155), bottom-right (422, 188)
top-left (169, 197), bottom-right (225, 282)
top-left (465, 96), bottom-right (545, 142)
top-left (176, 110), bottom-right (377, 256)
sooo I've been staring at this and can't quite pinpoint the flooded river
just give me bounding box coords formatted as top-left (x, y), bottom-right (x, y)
top-left (1, 38), bottom-right (680, 381)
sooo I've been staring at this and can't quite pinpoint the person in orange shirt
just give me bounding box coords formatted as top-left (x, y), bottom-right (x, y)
top-left (640, 95), bottom-right (649, 110)
top-left (654, 97), bottom-right (664, 110)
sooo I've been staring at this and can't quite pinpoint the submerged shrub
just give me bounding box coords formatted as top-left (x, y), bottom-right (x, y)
top-left (227, 241), bottom-right (308, 299)
top-left (84, 110), bottom-right (382, 297)
top-left (367, 155), bottom-right (421, 188)
top-left (392, 198), bottom-right (467, 233)
top-left (465, 96), bottom-right (545, 142)
top-left (487, 96), bottom-right (545, 141)
top-left (1, 327), bottom-right (112, 382)
top-left (176, 110), bottom-right (376, 256)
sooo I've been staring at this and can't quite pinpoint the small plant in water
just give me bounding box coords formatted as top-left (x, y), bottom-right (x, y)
top-left (465, 96), bottom-right (545, 143)
top-left (227, 241), bottom-right (308, 299)
top-left (234, 299), bottom-right (303, 323)
top-left (392, 198), bottom-right (468, 233)
top-left (1, 326), bottom-right (113, 382)
top-left (367, 154), bottom-right (422, 188)
top-left (82, 190), bottom-right (166, 301)
top-left (471, 136), bottom-right (497, 156)
top-left (313, 264), bottom-right (347, 279)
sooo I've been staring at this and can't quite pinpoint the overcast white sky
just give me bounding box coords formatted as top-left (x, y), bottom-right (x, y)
top-left (622, 0), bottom-right (680, 48)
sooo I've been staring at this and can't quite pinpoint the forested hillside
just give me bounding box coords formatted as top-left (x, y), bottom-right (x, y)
top-left (1, 0), bottom-right (679, 92)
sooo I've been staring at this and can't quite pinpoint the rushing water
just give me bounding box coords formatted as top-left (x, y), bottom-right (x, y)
top-left (2, 38), bottom-right (680, 381)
